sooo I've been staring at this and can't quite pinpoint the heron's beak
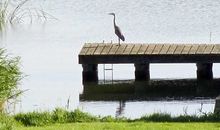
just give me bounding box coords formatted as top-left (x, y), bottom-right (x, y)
top-left (108, 13), bottom-right (114, 15)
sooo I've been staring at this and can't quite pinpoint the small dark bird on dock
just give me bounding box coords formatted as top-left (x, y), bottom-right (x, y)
top-left (109, 13), bottom-right (125, 45)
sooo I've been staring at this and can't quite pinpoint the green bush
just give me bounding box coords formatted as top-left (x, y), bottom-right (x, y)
top-left (101, 116), bottom-right (115, 122)
top-left (174, 115), bottom-right (199, 122)
top-left (66, 109), bottom-right (99, 123)
top-left (14, 109), bottom-right (100, 126)
top-left (139, 113), bottom-right (172, 122)
top-left (0, 49), bottom-right (22, 112)
top-left (14, 111), bottom-right (52, 126)
top-left (0, 113), bottom-right (15, 130)
top-left (52, 108), bottom-right (68, 123)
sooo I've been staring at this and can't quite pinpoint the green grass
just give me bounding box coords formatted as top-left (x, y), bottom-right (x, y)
top-left (15, 122), bottom-right (220, 130)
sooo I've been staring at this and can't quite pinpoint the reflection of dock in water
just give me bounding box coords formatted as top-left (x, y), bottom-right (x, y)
top-left (80, 79), bottom-right (220, 101)
top-left (80, 79), bottom-right (220, 117)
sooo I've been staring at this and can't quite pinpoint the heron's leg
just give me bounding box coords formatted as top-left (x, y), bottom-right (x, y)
top-left (118, 38), bottom-right (120, 46)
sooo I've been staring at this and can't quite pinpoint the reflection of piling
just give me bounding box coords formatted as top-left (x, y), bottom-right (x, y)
top-left (80, 79), bottom-right (220, 101)
top-left (214, 96), bottom-right (220, 113)
top-left (116, 100), bottom-right (126, 118)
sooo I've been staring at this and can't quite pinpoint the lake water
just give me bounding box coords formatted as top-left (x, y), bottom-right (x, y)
top-left (1, 0), bottom-right (220, 118)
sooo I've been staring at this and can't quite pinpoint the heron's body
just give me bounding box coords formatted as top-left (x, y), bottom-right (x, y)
top-left (109, 13), bottom-right (125, 45)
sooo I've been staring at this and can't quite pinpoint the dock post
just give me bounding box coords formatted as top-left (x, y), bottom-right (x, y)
top-left (82, 64), bottom-right (98, 83)
top-left (134, 63), bottom-right (150, 81)
top-left (196, 63), bottom-right (213, 80)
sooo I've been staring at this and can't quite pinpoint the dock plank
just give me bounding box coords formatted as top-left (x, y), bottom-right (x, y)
top-left (166, 44), bottom-right (177, 54)
top-left (123, 44), bottom-right (134, 54)
top-left (108, 44), bottom-right (120, 55)
top-left (86, 43), bottom-right (98, 55)
top-left (204, 45), bottom-right (214, 54)
top-left (93, 44), bottom-right (106, 55)
top-left (211, 45), bottom-right (220, 54)
top-left (130, 44), bottom-right (142, 54)
top-left (137, 44), bottom-right (148, 54)
top-left (152, 44), bottom-right (163, 54)
top-left (79, 43), bottom-right (220, 56)
top-left (79, 43), bottom-right (91, 55)
top-left (174, 44), bottom-right (185, 54)
top-left (188, 44), bottom-right (199, 54)
top-left (182, 45), bottom-right (192, 54)
top-left (79, 43), bottom-right (220, 64)
top-left (145, 44), bottom-right (156, 54)
top-left (101, 44), bottom-right (112, 55)
top-left (159, 44), bottom-right (170, 54)
top-left (196, 44), bottom-right (207, 54)
top-left (115, 44), bottom-right (127, 54)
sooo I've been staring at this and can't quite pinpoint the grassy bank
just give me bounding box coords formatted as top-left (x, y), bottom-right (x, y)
top-left (15, 122), bottom-right (220, 130)
top-left (13, 108), bottom-right (220, 126)
top-left (0, 107), bottom-right (220, 130)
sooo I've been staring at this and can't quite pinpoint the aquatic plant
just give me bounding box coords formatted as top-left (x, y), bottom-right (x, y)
top-left (0, 49), bottom-right (23, 112)
top-left (0, 0), bottom-right (55, 31)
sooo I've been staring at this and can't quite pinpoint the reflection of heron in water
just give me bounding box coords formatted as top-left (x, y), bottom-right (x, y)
top-left (116, 100), bottom-right (126, 118)
top-left (109, 13), bottom-right (125, 46)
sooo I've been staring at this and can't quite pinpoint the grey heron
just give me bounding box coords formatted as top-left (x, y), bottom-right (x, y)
top-left (109, 13), bottom-right (125, 45)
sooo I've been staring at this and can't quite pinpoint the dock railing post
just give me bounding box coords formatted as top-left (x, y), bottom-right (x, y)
top-left (134, 63), bottom-right (150, 81)
top-left (196, 63), bottom-right (213, 80)
top-left (82, 64), bottom-right (98, 83)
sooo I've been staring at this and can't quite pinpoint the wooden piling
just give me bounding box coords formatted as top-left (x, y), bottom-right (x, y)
top-left (82, 64), bottom-right (98, 83)
top-left (134, 63), bottom-right (150, 81)
top-left (196, 63), bottom-right (213, 80)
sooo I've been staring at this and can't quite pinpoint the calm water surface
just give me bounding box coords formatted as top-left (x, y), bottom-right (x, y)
top-left (1, 0), bottom-right (220, 118)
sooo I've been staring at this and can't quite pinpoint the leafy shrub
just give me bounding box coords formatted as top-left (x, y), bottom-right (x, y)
top-left (14, 108), bottom-right (100, 126)
top-left (52, 108), bottom-right (68, 123)
top-left (66, 109), bottom-right (98, 122)
top-left (0, 113), bottom-right (14, 130)
top-left (14, 111), bottom-right (52, 126)
top-left (0, 49), bottom-right (22, 112)
top-left (174, 115), bottom-right (198, 122)
top-left (101, 116), bottom-right (115, 122)
top-left (140, 113), bottom-right (172, 122)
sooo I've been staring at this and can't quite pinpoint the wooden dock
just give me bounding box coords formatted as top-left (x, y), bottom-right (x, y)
top-left (79, 43), bottom-right (220, 82)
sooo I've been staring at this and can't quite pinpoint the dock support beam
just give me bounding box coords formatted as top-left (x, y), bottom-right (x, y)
top-left (134, 63), bottom-right (150, 81)
top-left (82, 64), bottom-right (98, 83)
top-left (196, 63), bottom-right (213, 80)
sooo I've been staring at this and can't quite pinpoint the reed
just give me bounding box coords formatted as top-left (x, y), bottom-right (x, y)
top-left (0, 49), bottom-right (23, 112)
top-left (0, 0), bottom-right (55, 31)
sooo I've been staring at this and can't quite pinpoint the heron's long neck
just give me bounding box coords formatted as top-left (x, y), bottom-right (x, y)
top-left (113, 15), bottom-right (116, 27)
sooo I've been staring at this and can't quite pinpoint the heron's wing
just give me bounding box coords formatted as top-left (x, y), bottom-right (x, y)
top-left (115, 26), bottom-right (125, 41)
top-left (121, 34), bottom-right (125, 41)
